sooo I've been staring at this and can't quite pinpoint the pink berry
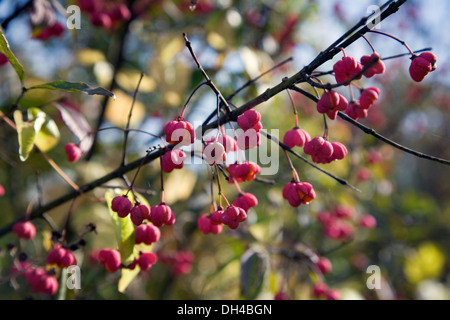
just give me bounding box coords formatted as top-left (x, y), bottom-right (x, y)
top-left (312, 283), bottom-right (328, 297)
top-left (304, 137), bottom-right (334, 164)
top-left (130, 204), bottom-right (151, 226)
top-left (361, 52), bottom-right (385, 78)
top-left (237, 129), bottom-right (261, 150)
top-left (138, 252), bottom-right (158, 271)
top-left (359, 214), bottom-right (377, 229)
top-left (203, 139), bottom-right (227, 165)
top-left (47, 245), bottom-right (77, 268)
top-left (274, 291), bottom-right (291, 300)
top-left (111, 195), bottom-right (132, 218)
top-left (209, 207), bottom-right (224, 225)
top-left (227, 161), bottom-right (261, 183)
top-left (197, 214), bottom-right (223, 235)
top-left (12, 221), bottom-right (36, 240)
top-left (333, 56), bottom-right (363, 85)
top-left (65, 143), bottom-right (82, 163)
top-left (221, 205), bottom-right (247, 229)
top-left (329, 142), bottom-right (348, 162)
top-left (161, 149), bottom-right (186, 173)
top-left (110, 4), bottom-right (132, 23)
top-left (233, 193), bottom-right (258, 213)
top-left (237, 110), bottom-right (262, 132)
top-left (164, 119), bottom-right (196, 146)
top-left (38, 274), bottom-right (59, 295)
top-left (409, 52), bottom-right (437, 82)
top-left (90, 12), bottom-right (113, 29)
top-left (282, 181), bottom-right (316, 207)
top-left (317, 91), bottom-right (348, 120)
top-left (316, 257), bottom-right (332, 275)
top-left (283, 127), bottom-right (311, 149)
top-left (98, 248), bottom-right (122, 273)
top-left (217, 135), bottom-right (238, 153)
top-left (135, 224), bottom-right (161, 245)
top-left (333, 205), bottom-right (355, 219)
top-left (359, 87), bottom-right (381, 110)
top-left (345, 101), bottom-right (368, 121)
top-left (149, 203), bottom-right (175, 227)
top-left (326, 289), bottom-right (341, 300)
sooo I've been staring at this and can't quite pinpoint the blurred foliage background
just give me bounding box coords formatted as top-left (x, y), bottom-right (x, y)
top-left (0, 0), bottom-right (449, 300)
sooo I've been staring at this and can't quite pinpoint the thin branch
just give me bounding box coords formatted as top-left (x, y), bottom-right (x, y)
top-left (261, 130), bottom-right (361, 192)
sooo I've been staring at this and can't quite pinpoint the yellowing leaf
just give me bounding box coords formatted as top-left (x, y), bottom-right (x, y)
top-left (163, 169), bottom-right (197, 204)
top-left (160, 37), bottom-right (184, 64)
top-left (118, 268), bottom-right (140, 293)
top-left (207, 32), bottom-right (227, 51)
top-left (105, 90), bottom-right (146, 126)
top-left (404, 242), bottom-right (445, 284)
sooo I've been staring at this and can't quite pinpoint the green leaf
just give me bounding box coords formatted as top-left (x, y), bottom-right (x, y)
top-left (28, 108), bottom-right (60, 152)
top-left (13, 110), bottom-right (46, 161)
top-left (0, 32), bottom-right (25, 84)
top-left (29, 81), bottom-right (116, 99)
top-left (240, 248), bottom-right (268, 300)
top-left (118, 268), bottom-right (141, 294)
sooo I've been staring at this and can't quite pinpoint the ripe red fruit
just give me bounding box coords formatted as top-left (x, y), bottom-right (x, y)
top-left (312, 283), bottom-right (328, 298)
top-left (237, 109), bottom-right (262, 132)
top-left (361, 52), bottom-right (385, 78)
top-left (304, 137), bottom-right (334, 164)
top-left (111, 195), bottom-right (133, 218)
top-left (164, 119), bottom-right (196, 146)
top-left (130, 204), bottom-right (151, 226)
top-left (409, 52), bottom-right (437, 82)
top-left (326, 289), bottom-right (341, 300)
top-left (345, 101), bottom-right (368, 120)
top-left (138, 252), bottom-right (158, 271)
top-left (27, 269), bottom-right (58, 295)
top-left (317, 91), bottom-right (348, 120)
top-left (197, 214), bottom-right (223, 234)
top-left (316, 257), bottom-right (332, 275)
top-left (333, 56), bottom-right (363, 85)
top-left (12, 221), bottom-right (36, 240)
top-left (329, 142), bottom-right (348, 162)
top-left (149, 203), bottom-right (175, 227)
top-left (135, 224), bottom-right (161, 245)
top-left (98, 248), bottom-right (122, 273)
top-left (333, 205), bottom-right (355, 219)
top-left (283, 127), bottom-right (311, 149)
top-left (227, 161), bottom-right (261, 183)
top-left (233, 193), bottom-right (258, 213)
top-left (217, 135), bottom-right (238, 153)
top-left (161, 149), bottom-right (186, 173)
top-left (47, 246), bottom-right (77, 268)
top-left (209, 207), bottom-right (224, 225)
top-left (282, 181), bottom-right (316, 207)
top-left (359, 87), bottom-right (381, 110)
top-left (221, 205), bottom-right (247, 229)
top-left (65, 143), bottom-right (82, 163)
top-left (110, 4), bottom-right (132, 23)
top-left (203, 139), bottom-right (227, 165)
top-left (237, 130), bottom-right (261, 150)
top-left (274, 291), bottom-right (291, 300)
top-left (90, 12), bottom-right (113, 29)
top-left (359, 214), bottom-right (377, 229)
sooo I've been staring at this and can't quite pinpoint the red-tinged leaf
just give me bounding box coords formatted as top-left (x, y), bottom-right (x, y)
top-left (54, 102), bottom-right (94, 154)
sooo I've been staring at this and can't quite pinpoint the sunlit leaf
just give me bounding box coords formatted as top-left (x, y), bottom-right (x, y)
top-left (0, 32), bottom-right (25, 84)
top-left (29, 81), bottom-right (116, 99)
top-left (28, 108), bottom-right (60, 152)
top-left (13, 110), bottom-right (46, 161)
top-left (163, 168), bottom-right (197, 204)
top-left (404, 242), bottom-right (445, 285)
top-left (105, 90), bottom-right (146, 126)
top-left (240, 247), bottom-right (268, 299)
top-left (54, 102), bottom-right (93, 154)
top-left (118, 268), bottom-right (141, 293)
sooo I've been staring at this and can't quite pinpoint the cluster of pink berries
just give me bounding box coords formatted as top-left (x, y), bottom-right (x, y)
top-left (32, 22), bottom-right (65, 41)
top-left (317, 205), bottom-right (376, 241)
top-left (158, 251), bottom-right (195, 276)
top-left (47, 245), bottom-right (77, 268)
top-left (78, 0), bottom-right (132, 30)
top-left (11, 262), bottom-right (59, 295)
top-left (312, 282), bottom-right (341, 300)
